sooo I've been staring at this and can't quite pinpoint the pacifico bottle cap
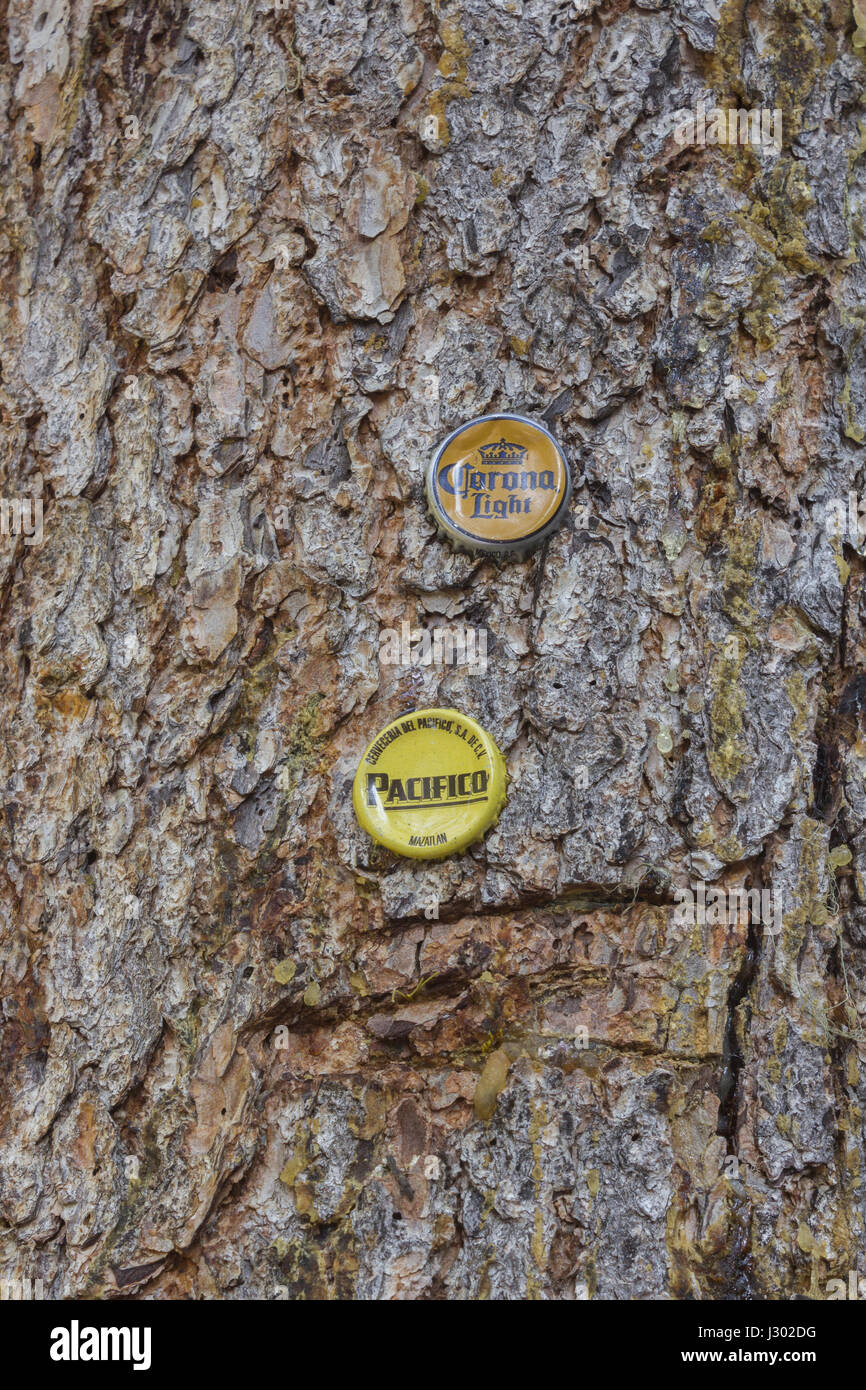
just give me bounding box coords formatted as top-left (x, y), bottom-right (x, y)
top-left (352, 708), bottom-right (507, 859)
top-left (426, 413), bottom-right (571, 557)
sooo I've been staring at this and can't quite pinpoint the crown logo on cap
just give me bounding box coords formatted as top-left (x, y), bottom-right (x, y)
top-left (478, 438), bottom-right (528, 464)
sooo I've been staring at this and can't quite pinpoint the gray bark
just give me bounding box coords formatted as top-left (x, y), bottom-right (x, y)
top-left (1, 0), bottom-right (866, 1300)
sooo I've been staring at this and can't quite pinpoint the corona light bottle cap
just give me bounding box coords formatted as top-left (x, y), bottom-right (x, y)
top-left (426, 413), bottom-right (571, 557)
top-left (352, 708), bottom-right (507, 859)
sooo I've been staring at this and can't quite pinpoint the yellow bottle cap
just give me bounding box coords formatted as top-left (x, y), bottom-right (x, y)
top-left (352, 708), bottom-right (507, 859)
top-left (426, 413), bottom-right (571, 557)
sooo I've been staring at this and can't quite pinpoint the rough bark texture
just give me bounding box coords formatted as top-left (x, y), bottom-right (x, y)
top-left (2, 0), bottom-right (866, 1301)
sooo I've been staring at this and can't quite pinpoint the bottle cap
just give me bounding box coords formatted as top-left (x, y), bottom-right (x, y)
top-left (352, 708), bottom-right (507, 859)
top-left (426, 413), bottom-right (571, 557)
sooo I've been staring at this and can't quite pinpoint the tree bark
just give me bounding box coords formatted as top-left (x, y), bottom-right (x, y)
top-left (2, 0), bottom-right (866, 1300)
